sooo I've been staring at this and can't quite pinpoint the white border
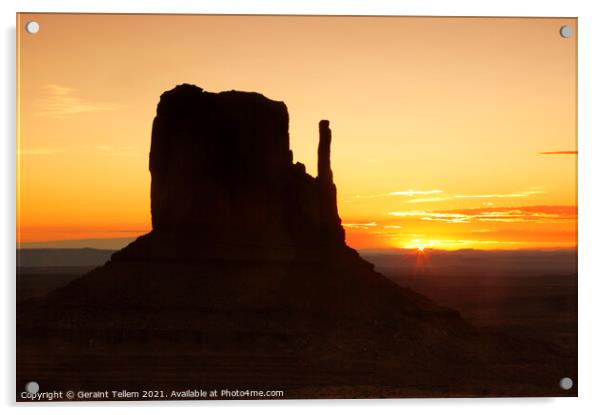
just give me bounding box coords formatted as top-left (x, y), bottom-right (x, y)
top-left (3, 1), bottom-right (601, 414)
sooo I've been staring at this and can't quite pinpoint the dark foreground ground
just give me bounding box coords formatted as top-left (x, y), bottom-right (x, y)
top-left (16, 248), bottom-right (577, 400)
top-left (362, 249), bottom-right (577, 354)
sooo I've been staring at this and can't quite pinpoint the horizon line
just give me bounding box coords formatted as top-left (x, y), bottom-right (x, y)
top-left (16, 236), bottom-right (577, 253)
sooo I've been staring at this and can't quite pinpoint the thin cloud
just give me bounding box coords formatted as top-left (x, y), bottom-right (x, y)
top-left (355, 189), bottom-right (443, 199)
top-left (404, 196), bottom-right (451, 204)
top-left (342, 222), bottom-right (378, 229)
top-left (389, 211), bottom-right (470, 223)
top-left (389, 190), bottom-right (443, 196)
top-left (539, 151), bottom-right (577, 155)
top-left (405, 189), bottom-right (544, 204)
top-left (389, 206), bottom-right (576, 224)
top-left (403, 239), bottom-right (523, 249)
top-left (356, 188), bottom-right (545, 202)
top-left (36, 84), bottom-right (120, 119)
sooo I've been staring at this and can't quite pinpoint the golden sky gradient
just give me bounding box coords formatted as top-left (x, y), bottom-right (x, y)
top-left (17, 14), bottom-right (577, 250)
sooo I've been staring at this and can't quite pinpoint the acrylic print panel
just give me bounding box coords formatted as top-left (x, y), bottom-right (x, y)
top-left (16, 14), bottom-right (577, 401)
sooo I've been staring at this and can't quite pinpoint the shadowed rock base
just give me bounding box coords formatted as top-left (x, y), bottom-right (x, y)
top-left (17, 258), bottom-right (576, 399)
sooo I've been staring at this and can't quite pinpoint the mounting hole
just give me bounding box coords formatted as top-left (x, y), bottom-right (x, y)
top-left (559, 25), bottom-right (572, 38)
top-left (559, 377), bottom-right (573, 390)
top-left (25, 381), bottom-right (39, 394)
top-left (25, 21), bottom-right (40, 34)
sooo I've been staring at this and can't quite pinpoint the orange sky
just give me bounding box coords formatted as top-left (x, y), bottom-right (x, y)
top-left (17, 14), bottom-right (577, 250)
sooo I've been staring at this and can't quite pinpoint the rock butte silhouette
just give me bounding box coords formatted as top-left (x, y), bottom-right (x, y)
top-left (17, 85), bottom-right (575, 399)
top-left (113, 83), bottom-right (346, 261)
